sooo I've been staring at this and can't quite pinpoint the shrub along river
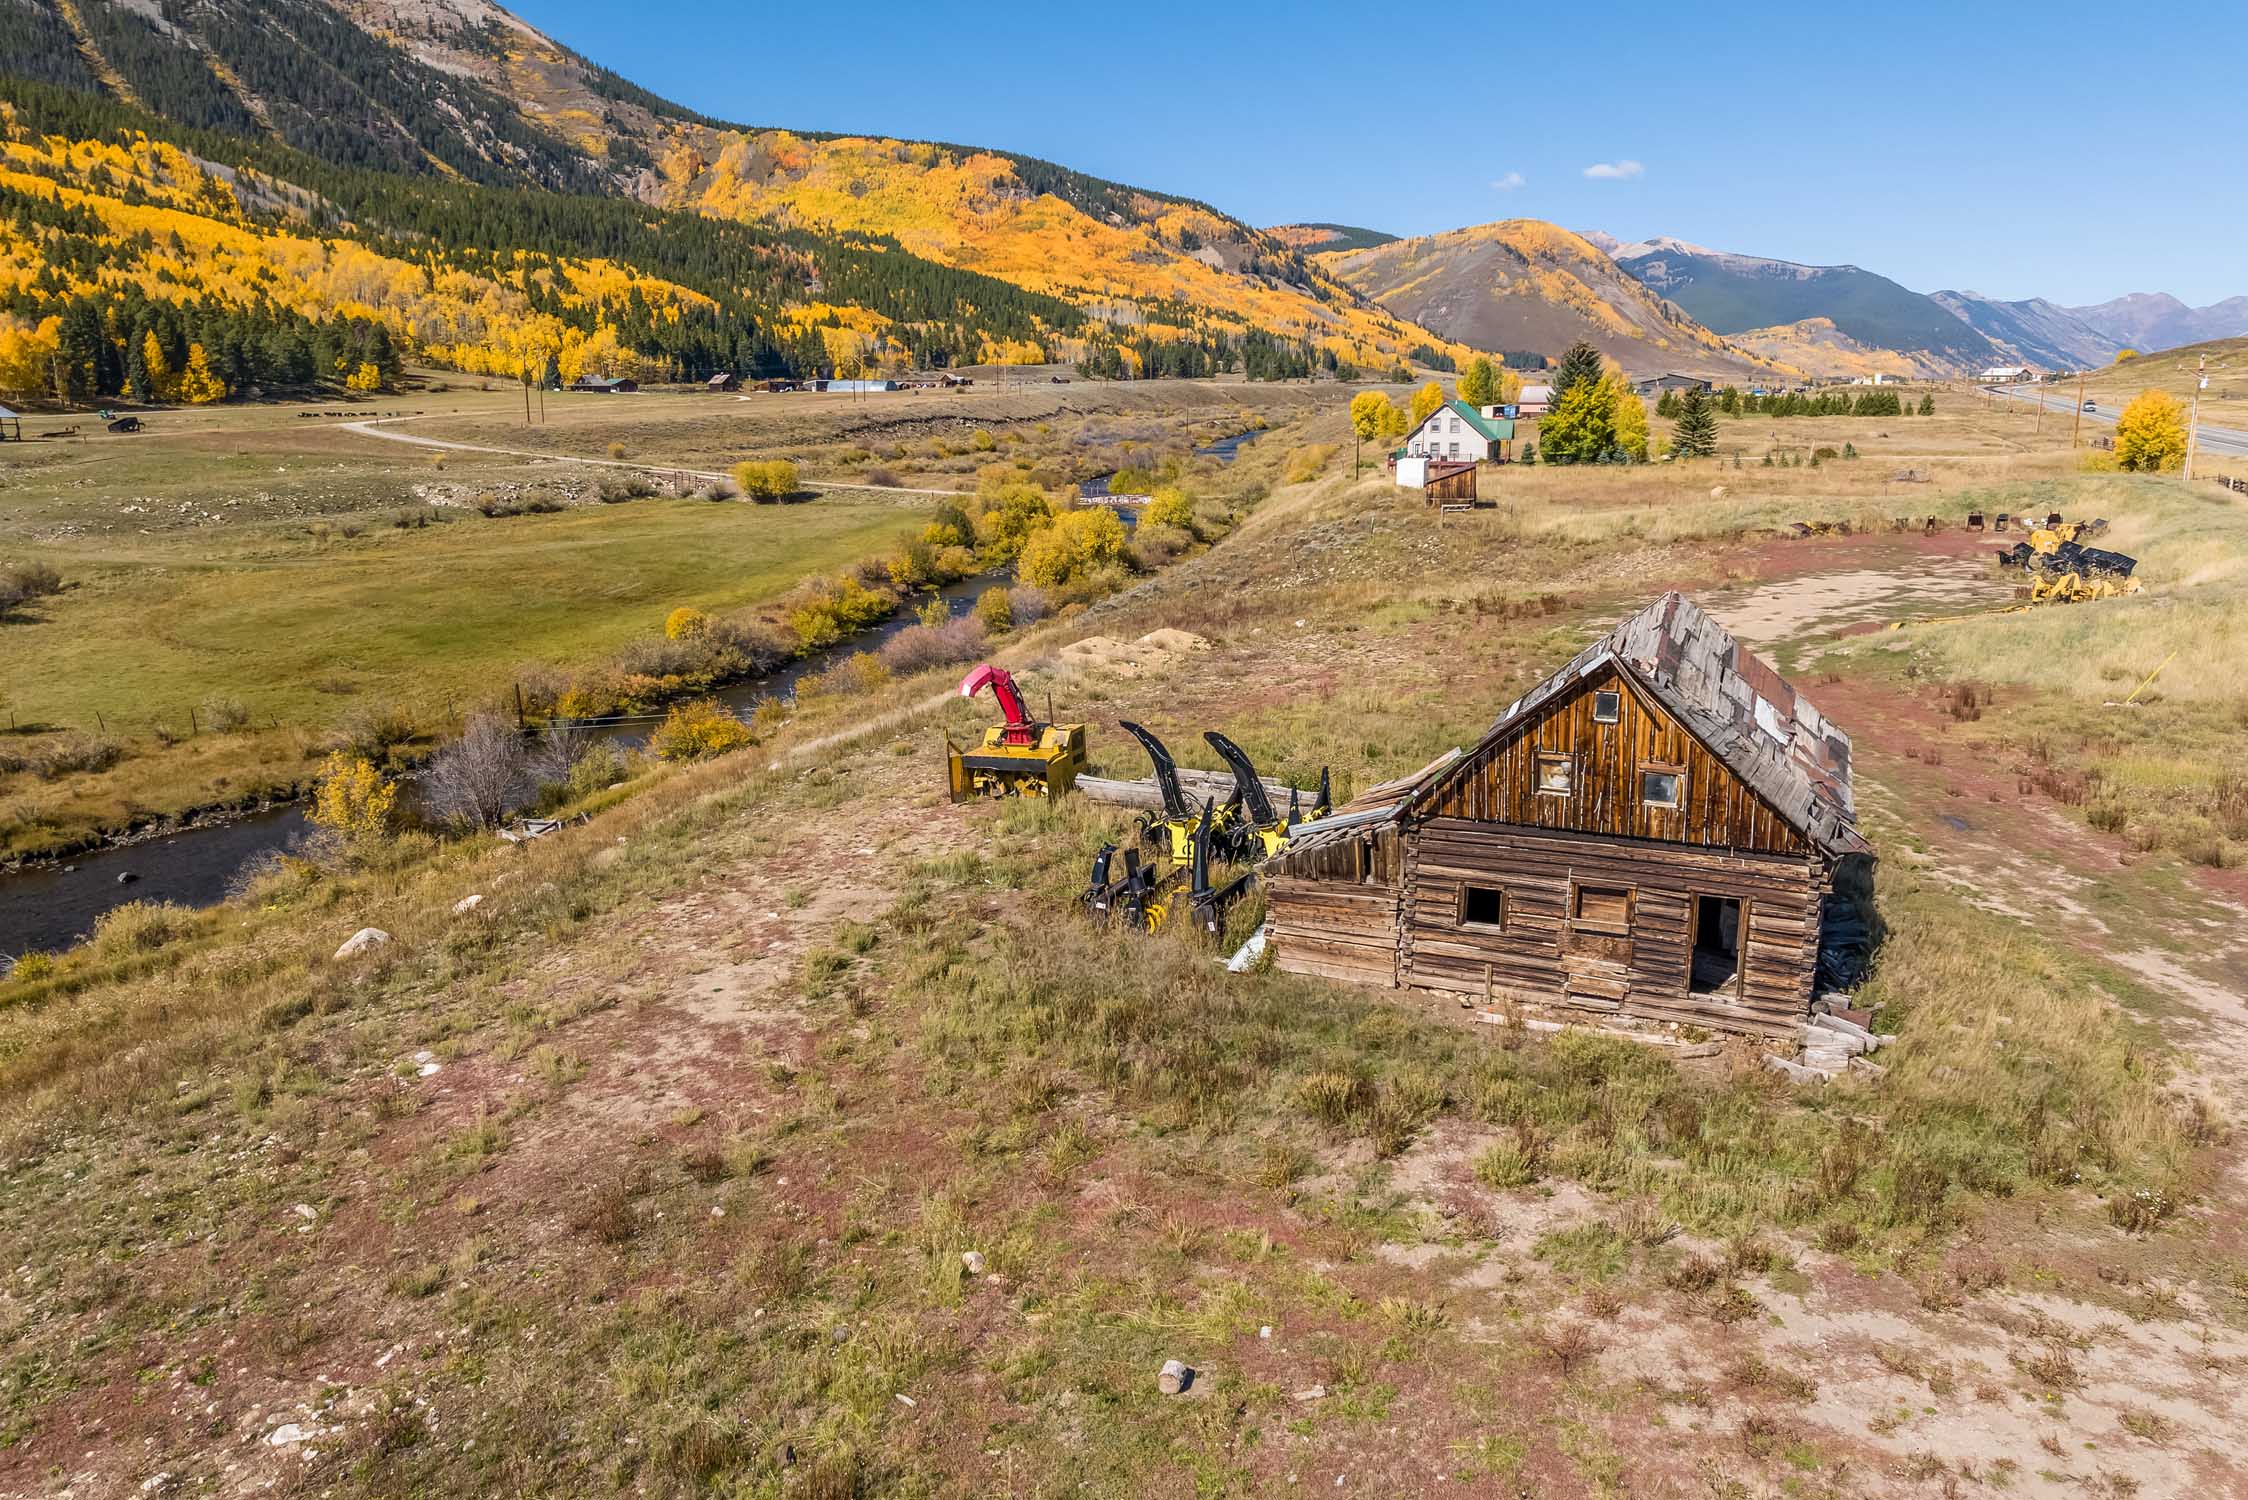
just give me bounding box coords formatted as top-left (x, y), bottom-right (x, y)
top-left (0, 428), bottom-right (1260, 960)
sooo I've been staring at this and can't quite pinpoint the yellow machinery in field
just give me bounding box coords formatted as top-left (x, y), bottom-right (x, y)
top-left (2028, 570), bottom-right (2141, 604)
top-left (945, 663), bottom-right (1087, 800)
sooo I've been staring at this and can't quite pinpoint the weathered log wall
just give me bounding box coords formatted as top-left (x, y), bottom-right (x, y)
top-left (1268, 826), bottom-right (1403, 989)
top-left (1401, 819), bottom-right (1817, 1037)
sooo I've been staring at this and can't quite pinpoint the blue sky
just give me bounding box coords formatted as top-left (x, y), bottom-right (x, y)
top-left (511, 0), bottom-right (2245, 307)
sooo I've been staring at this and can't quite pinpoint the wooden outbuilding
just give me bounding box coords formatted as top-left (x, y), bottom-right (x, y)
top-left (0, 403), bottom-right (20, 441)
top-left (1265, 593), bottom-right (1873, 1036)
top-left (1421, 460), bottom-right (1478, 502)
top-left (706, 371), bottom-right (741, 392)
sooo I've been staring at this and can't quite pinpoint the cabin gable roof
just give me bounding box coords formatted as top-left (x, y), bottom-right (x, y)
top-left (1412, 593), bottom-right (1869, 858)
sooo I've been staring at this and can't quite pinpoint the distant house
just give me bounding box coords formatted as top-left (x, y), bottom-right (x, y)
top-left (569, 375), bottom-right (638, 394)
top-left (0, 403), bottom-right (19, 441)
top-left (1976, 365), bottom-right (2033, 384)
top-left (825, 378), bottom-right (899, 394)
top-left (706, 372), bottom-right (740, 392)
top-left (1635, 373), bottom-right (1713, 397)
top-left (1516, 384), bottom-right (1553, 417)
top-left (1403, 398), bottom-right (1514, 462)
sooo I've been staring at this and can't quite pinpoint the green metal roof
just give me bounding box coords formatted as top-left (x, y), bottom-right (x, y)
top-left (1441, 398), bottom-right (1513, 441)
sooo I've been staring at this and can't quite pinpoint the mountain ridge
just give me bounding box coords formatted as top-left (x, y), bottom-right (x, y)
top-left (2061, 291), bottom-right (2248, 354)
top-left (1317, 220), bottom-right (1784, 379)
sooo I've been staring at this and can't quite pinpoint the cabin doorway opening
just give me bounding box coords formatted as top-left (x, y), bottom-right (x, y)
top-left (1690, 896), bottom-right (1742, 995)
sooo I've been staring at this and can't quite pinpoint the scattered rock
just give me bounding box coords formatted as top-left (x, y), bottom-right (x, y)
top-left (116, 871), bottom-right (138, 885)
top-left (1292, 1385), bottom-right (1328, 1402)
top-left (452, 894), bottom-right (483, 914)
top-left (418, 1062), bottom-right (441, 1078)
top-left (1709, 485), bottom-right (1729, 500)
top-left (1157, 1358), bottom-right (1193, 1395)
top-left (961, 1250), bottom-right (986, 1275)
top-left (1762, 1053), bottom-right (1828, 1084)
top-left (267, 1422), bottom-right (315, 1447)
top-left (333, 927), bottom-right (390, 959)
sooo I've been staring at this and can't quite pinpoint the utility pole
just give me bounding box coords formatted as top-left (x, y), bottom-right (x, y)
top-left (2184, 355), bottom-right (2205, 482)
top-left (2071, 370), bottom-right (2087, 449)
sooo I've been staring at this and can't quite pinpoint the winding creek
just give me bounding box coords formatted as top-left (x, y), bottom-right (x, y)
top-left (0, 426), bottom-right (1259, 959)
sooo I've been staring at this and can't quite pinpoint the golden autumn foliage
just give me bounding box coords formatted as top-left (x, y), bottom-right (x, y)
top-left (176, 343), bottom-right (227, 404)
top-left (2114, 390), bottom-right (2187, 473)
top-left (664, 606), bottom-right (712, 640)
top-left (732, 459), bottom-right (799, 502)
top-left (657, 127), bottom-right (1473, 370)
top-left (1409, 381), bottom-right (1446, 427)
top-left (309, 753), bottom-right (397, 843)
top-left (648, 699), bottom-right (754, 761)
top-left (0, 116), bottom-right (722, 391)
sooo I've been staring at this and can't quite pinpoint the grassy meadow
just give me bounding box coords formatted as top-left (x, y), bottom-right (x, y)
top-left (0, 377), bottom-right (1328, 858)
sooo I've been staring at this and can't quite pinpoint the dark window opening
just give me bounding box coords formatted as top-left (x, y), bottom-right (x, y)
top-left (1592, 690), bottom-right (1621, 723)
top-left (1691, 895), bottom-right (1743, 995)
top-left (1460, 885), bottom-right (1504, 929)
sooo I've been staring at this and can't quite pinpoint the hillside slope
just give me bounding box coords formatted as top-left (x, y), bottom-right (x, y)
top-left (1265, 223), bottom-right (1400, 253)
top-left (1605, 236), bottom-right (1998, 376)
top-left (1318, 220), bottom-right (1782, 377)
top-left (0, 0), bottom-right (1471, 379)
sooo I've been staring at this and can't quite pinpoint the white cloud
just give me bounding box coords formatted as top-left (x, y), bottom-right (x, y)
top-left (1489, 171), bottom-right (1526, 192)
top-left (1581, 159), bottom-right (1644, 181)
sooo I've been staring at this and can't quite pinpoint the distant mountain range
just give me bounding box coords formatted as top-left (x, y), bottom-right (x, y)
top-left (2061, 292), bottom-right (2248, 354)
top-left (1927, 292), bottom-right (2122, 373)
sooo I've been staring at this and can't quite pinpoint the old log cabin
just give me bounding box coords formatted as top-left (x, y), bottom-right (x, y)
top-left (1265, 593), bottom-right (1873, 1037)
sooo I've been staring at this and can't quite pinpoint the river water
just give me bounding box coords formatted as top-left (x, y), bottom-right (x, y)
top-left (0, 428), bottom-right (1260, 960)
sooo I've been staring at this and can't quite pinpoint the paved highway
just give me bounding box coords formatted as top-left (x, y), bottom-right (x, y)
top-left (1983, 383), bottom-right (2248, 459)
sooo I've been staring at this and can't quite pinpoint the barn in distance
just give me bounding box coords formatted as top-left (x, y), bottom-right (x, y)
top-left (1265, 593), bottom-right (1873, 1036)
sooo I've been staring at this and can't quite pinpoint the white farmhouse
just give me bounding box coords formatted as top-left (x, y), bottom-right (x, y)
top-left (1401, 398), bottom-right (1514, 462)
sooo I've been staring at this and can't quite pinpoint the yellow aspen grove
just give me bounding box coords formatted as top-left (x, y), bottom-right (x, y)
top-left (345, 362), bottom-right (383, 392)
top-left (1409, 381), bottom-right (1446, 427)
top-left (175, 344), bottom-right (227, 404)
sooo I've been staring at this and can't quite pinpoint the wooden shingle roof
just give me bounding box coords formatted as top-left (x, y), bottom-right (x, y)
top-left (1473, 592), bottom-right (1869, 857)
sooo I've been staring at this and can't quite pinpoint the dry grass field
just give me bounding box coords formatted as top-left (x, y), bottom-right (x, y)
top-left (3, 388), bottom-right (2246, 1498)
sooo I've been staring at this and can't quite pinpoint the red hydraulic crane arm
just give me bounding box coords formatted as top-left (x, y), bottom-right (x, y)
top-left (960, 662), bottom-right (1037, 745)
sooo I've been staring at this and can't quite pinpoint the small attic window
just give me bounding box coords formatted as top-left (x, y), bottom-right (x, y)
top-left (1535, 752), bottom-right (1574, 796)
top-left (1640, 765), bottom-right (1684, 810)
top-left (1592, 690), bottom-right (1622, 723)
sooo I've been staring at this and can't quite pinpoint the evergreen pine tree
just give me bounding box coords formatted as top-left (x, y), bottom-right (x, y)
top-left (126, 327), bottom-right (154, 403)
top-left (1549, 338), bottom-right (1603, 406)
top-left (1669, 387), bottom-right (1718, 458)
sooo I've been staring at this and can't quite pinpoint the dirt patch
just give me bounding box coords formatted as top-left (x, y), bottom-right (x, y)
top-left (1708, 555), bottom-right (2004, 648)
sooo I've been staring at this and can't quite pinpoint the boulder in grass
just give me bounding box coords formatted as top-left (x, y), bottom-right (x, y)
top-left (334, 927), bottom-right (390, 960)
